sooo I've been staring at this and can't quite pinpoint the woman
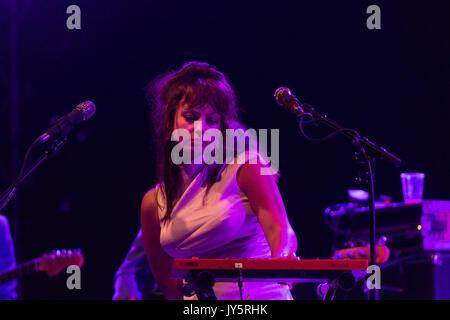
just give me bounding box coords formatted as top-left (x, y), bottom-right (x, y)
top-left (141, 61), bottom-right (298, 300)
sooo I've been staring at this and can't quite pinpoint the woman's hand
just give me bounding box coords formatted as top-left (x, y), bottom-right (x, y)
top-left (273, 253), bottom-right (300, 289)
top-left (273, 252), bottom-right (300, 260)
top-left (237, 159), bottom-right (298, 259)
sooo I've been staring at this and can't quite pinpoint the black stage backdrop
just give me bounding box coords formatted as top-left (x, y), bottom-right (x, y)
top-left (0, 0), bottom-right (449, 299)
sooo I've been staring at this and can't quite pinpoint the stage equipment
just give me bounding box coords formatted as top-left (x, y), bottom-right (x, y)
top-left (174, 258), bottom-right (368, 300)
top-left (274, 87), bottom-right (401, 300)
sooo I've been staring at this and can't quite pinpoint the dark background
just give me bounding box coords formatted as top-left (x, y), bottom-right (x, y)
top-left (0, 0), bottom-right (448, 299)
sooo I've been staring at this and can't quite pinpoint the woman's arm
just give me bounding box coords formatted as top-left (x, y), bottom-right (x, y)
top-left (237, 161), bottom-right (298, 258)
top-left (140, 188), bottom-right (184, 299)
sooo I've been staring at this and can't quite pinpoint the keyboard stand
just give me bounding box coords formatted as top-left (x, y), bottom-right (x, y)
top-left (183, 269), bottom-right (360, 300)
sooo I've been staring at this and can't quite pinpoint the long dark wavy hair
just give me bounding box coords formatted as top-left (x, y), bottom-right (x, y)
top-left (146, 61), bottom-right (241, 222)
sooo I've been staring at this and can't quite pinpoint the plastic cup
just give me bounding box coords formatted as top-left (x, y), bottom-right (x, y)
top-left (400, 172), bottom-right (425, 204)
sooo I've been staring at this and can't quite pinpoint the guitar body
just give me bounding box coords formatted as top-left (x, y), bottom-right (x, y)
top-left (0, 249), bottom-right (84, 285)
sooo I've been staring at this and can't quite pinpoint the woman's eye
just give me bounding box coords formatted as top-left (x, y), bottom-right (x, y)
top-left (207, 118), bottom-right (220, 125)
top-left (183, 114), bottom-right (196, 123)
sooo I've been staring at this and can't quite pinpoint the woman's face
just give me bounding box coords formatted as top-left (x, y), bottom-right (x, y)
top-left (172, 101), bottom-right (222, 154)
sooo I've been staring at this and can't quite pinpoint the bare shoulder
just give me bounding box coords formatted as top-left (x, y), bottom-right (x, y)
top-left (0, 214), bottom-right (10, 232)
top-left (236, 159), bottom-right (277, 193)
top-left (141, 187), bottom-right (159, 223)
top-left (141, 187), bottom-right (157, 206)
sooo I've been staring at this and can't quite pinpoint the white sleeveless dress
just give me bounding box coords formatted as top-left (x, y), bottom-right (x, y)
top-left (157, 150), bottom-right (293, 300)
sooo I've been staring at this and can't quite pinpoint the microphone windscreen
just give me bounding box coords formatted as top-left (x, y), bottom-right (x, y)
top-left (274, 87), bottom-right (292, 106)
top-left (76, 101), bottom-right (96, 121)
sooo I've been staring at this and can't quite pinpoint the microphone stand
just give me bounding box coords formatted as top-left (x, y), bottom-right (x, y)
top-left (0, 138), bottom-right (68, 212)
top-left (355, 146), bottom-right (377, 300)
top-left (288, 100), bottom-right (401, 301)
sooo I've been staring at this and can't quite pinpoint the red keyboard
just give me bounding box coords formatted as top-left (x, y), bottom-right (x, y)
top-left (173, 259), bottom-right (368, 283)
top-left (175, 258), bottom-right (368, 270)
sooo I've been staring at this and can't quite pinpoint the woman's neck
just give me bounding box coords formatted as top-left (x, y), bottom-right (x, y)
top-left (180, 163), bottom-right (205, 181)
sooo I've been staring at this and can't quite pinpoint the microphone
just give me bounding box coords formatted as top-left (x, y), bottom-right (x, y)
top-left (32, 101), bottom-right (96, 147)
top-left (274, 87), bottom-right (308, 116)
